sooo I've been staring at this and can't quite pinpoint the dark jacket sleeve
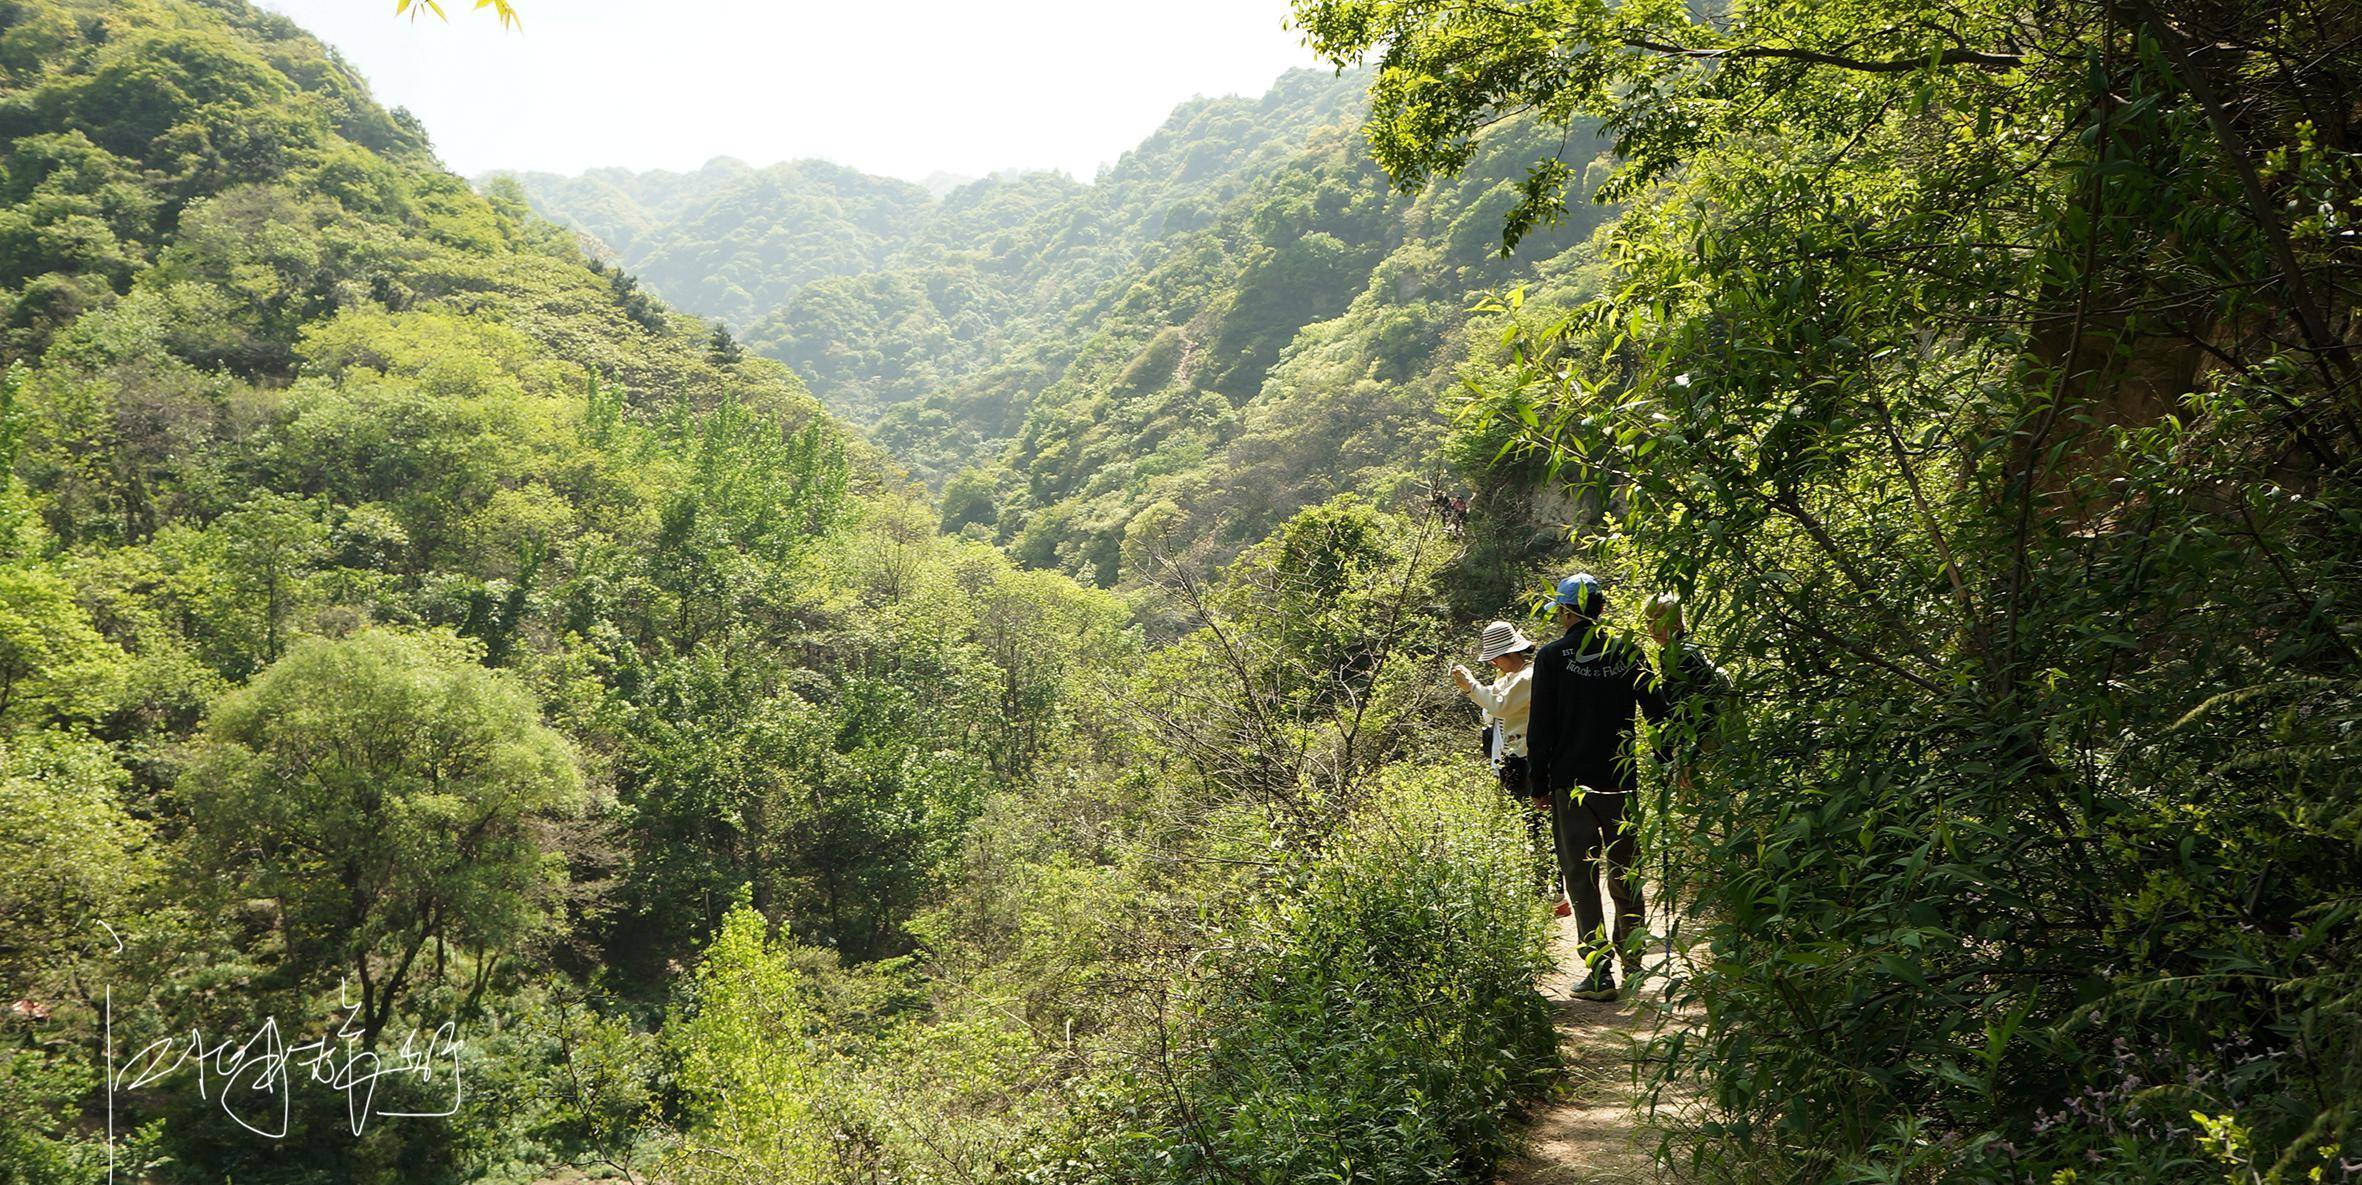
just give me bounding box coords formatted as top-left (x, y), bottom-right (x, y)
top-left (1525, 645), bottom-right (1558, 794)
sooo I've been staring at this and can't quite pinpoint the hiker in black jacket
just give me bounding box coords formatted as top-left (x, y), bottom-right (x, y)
top-left (1527, 573), bottom-right (1667, 1001)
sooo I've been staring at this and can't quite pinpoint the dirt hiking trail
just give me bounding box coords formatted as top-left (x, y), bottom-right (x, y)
top-left (1495, 911), bottom-right (1692, 1185)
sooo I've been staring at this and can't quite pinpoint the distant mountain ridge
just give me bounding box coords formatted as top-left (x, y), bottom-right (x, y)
top-left (492, 156), bottom-right (938, 331)
top-left (498, 70), bottom-right (1617, 586)
top-left (491, 70), bottom-right (1367, 337)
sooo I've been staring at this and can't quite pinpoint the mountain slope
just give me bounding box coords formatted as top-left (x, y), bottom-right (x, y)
top-left (508, 72), bottom-right (1617, 586)
top-left (0, 0), bottom-right (1094, 1169)
top-left (0, 8), bottom-right (1564, 1184)
top-left (504, 69), bottom-right (1371, 441)
top-left (976, 113), bottom-right (1615, 583)
top-left (502, 156), bottom-right (939, 331)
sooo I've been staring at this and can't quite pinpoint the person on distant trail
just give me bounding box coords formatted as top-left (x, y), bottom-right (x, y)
top-left (1526, 573), bottom-right (1667, 1002)
top-left (1451, 621), bottom-right (1566, 915)
top-left (1645, 593), bottom-right (1729, 784)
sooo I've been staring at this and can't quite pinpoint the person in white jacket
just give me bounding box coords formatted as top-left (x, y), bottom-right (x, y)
top-left (1452, 621), bottom-right (1564, 912)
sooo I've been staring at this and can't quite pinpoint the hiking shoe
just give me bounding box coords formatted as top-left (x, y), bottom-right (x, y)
top-left (1569, 972), bottom-right (1618, 1002)
top-left (1553, 897), bottom-right (1573, 918)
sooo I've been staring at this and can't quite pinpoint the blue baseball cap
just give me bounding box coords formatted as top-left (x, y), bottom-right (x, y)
top-left (1552, 572), bottom-right (1604, 614)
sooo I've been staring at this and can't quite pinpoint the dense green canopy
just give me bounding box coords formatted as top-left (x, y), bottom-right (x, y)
top-left (0, 2), bottom-right (1562, 1182)
top-left (2, 0), bottom-right (2353, 1179)
top-left (1297, 0), bottom-right (2362, 1176)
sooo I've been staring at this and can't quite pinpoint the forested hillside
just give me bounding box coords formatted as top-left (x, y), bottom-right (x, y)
top-left (505, 73), bottom-right (1615, 587)
top-left (0, 2), bottom-right (1556, 1182)
top-left (7, 0), bottom-right (2358, 1181)
top-left (500, 157), bottom-right (938, 334)
top-left (503, 68), bottom-right (1366, 432)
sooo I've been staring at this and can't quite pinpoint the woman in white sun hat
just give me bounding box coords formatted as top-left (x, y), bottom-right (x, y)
top-left (1453, 621), bottom-right (1566, 913)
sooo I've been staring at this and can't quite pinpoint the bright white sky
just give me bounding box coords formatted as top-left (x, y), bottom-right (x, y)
top-left (258, 0), bottom-right (1327, 183)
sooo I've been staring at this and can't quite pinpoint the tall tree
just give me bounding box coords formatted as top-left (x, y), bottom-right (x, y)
top-left (183, 629), bottom-right (582, 1048)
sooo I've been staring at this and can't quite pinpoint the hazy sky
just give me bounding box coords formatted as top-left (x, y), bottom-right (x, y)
top-left (258, 0), bottom-right (1328, 183)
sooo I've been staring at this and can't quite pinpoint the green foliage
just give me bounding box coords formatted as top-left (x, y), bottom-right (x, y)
top-left (183, 629), bottom-right (584, 1046)
top-left (1185, 765), bottom-right (1557, 1182)
top-left (613, 647), bottom-right (928, 961)
top-left (0, 563), bottom-right (124, 725)
top-left (0, 728), bottom-right (152, 998)
top-left (0, 733), bottom-right (154, 1185)
top-left (1126, 495), bottom-right (1459, 839)
top-left (499, 159), bottom-right (937, 333)
top-left (497, 985), bottom-right (661, 1177)
top-left (1301, 0), bottom-right (2362, 1176)
top-left (0, 2), bottom-right (1578, 1181)
top-left (1029, 765), bottom-right (1556, 1185)
top-left (938, 464), bottom-right (999, 534)
top-left (190, 490), bottom-right (329, 675)
top-left (510, 76), bottom-right (1616, 587)
top-left (0, 1048), bottom-right (114, 1185)
top-left (663, 901), bottom-right (850, 1184)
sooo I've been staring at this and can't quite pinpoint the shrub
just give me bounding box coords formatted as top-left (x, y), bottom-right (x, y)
top-left (1063, 762), bottom-right (1558, 1184)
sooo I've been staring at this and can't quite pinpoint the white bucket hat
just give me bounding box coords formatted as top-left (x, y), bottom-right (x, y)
top-left (1476, 620), bottom-right (1534, 662)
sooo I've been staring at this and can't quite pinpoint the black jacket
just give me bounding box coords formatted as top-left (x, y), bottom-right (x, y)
top-left (1526, 622), bottom-right (1667, 794)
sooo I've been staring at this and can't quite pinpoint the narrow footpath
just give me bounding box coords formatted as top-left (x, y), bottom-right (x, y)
top-left (1496, 913), bottom-right (1686, 1185)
